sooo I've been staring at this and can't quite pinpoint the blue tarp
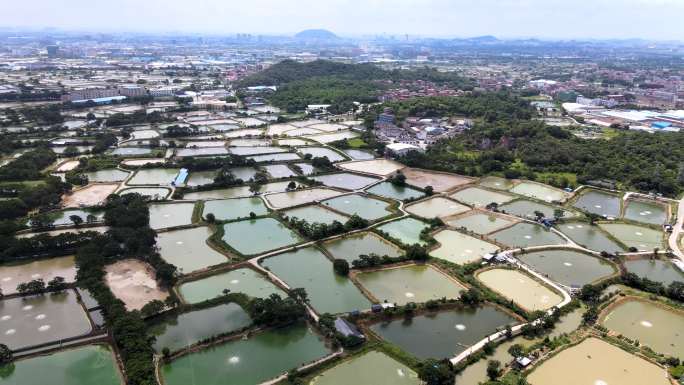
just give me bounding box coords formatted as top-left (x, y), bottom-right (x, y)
top-left (174, 168), bottom-right (188, 185)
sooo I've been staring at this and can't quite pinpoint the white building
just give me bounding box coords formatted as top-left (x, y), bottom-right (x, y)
top-left (386, 142), bottom-right (423, 156)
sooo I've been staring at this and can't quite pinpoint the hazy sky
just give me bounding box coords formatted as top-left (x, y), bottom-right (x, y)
top-left (2, 0), bottom-right (683, 40)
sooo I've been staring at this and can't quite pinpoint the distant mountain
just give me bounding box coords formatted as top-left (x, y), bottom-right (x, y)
top-left (295, 29), bottom-right (339, 40)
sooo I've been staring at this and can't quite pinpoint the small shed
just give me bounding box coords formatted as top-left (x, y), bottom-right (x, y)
top-left (334, 318), bottom-right (365, 340)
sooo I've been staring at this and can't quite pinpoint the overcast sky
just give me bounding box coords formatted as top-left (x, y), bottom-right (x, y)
top-left (2, 0), bottom-right (682, 41)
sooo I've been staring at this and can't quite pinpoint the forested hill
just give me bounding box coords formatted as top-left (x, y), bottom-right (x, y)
top-left (382, 94), bottom-right (684, 196)
top-left (237, 60), bottom-right (473, 113)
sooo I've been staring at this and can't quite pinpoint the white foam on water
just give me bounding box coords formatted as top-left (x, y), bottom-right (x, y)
top-left (31, 273), bottom-right (41, 279)
top-left (563, 262), bottom-right (573, 267)
top-left (0, 315), bottom-right (11, 321)
top-left (22, 305), bottom-right (33, 311)
top-left (594, 205), bottom-right (602, 208)
top-left (576, 225), bottom-right (584, 228)
top-left (344, 200), bottom-right (350, 204)
top-left (163, 214), bottom-right (170, 217)
top-left (5, 329), bottom-right (16, 335)
top-left (524, 235), bottom-right (532, 239)
top-left (176, 241), bottom-right (184, 245)
top-left (465, 249), bottom-right (473, 253)
top-left (397, 369), bottom-right (406, 377)
top-left (228, 356), bottom-right (240, 364)
top-left (1, 277), bottom-right (11, 282)
top-left (567, 226), bottom-right (575, 230)
top-left (35, 314), bottom-right (46, 320)
top-left (455, 324), bottom-right (466, 331)
top-left (230, 279), bottom-right (239, 284)
top-left (38, 325), bottom-right (51, 332)
top-left (595, 380), bottom-right (608, 385)
top-left (405, 292), bottom-right (415, 298)
top-left (640, 320), bottom-right (653, 328)
top-left (635, 232), bottom-right (643, 236)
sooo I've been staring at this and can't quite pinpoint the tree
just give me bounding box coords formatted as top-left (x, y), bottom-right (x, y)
top-left (289, 287), bottom-right (309, 302)
top-left (249, 183), bottom-right (262, 195)
top-left (405, 244), bottom-right (429, 261)
top-left (0, 344), bottom-right (11, 365)
top-left (553, 208), bottom-right (565, 220)
top-left (141, 300), bottom-right (165, 317)
top-left (508, 344), bottom-right (524, 358)
top-left (16, 279), bottom-right (46, 295)
top-left (205, 213), bottom-right (216, 223)
top-left (389, 171), bottom-right (407, 186)
top-left (418, 359), bottom-right (454, 385)
top-left (69, 214), bottom-right (84, 227)
top-left (486, 360), bottom-right (502, 380)
top-left (29, 214), bottom-right (55, 230)
top-left (287, 181), bottom-right (297, 190)
top-left (460, 287), bottom-right (484, 305)
top-left (47, 276), bottom-right (68, 292)
top-left (425, 185), bottom-right (434, 196)
top-left (332, 259), bottom-right (350, 276)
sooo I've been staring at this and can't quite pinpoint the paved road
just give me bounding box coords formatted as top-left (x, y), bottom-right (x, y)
top-left (668, 197), bottom-right (684, 260)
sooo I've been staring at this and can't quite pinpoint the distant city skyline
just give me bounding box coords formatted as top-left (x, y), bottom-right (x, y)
top-left (1, 0), bottom-right (683, 41)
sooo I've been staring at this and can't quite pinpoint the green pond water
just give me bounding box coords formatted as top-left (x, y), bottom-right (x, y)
top-left (365, 181), bottom-right (424, 201)
top-left (156, 227), bottom-right (228, 273)
top-left (446, 212), bottom-right (514, 234)
top-left (119, 187), bottom-right (170, 199)
top-left (572, 190), bottom-right (621, 218)
top-left (282, 204), bottom-right (349, 225)
top-left (247, 153), bottom-right (301, 162)
top-left (322, 194), bottom-right (392, 221)
top-left (203, 197), bottom-right (268, 221)
top-left (490, 222), bottom-right (567, 248)
top-left (405, 197), bottom-right (469, 219)
top-left (355, 264), bottom-right (465, 305)
top-left (0, 290), bottom-right (91, 350)
top-left (184, 181), bottom-right (299, 200)
top-left (310, 350), bottom-right (420, 385)
top-left (623, 200), bottom-right (668, 225)
top-left (509, 182), bottom-right (567, 202)
top-left (518, 249), bottom-right (616, 287)
top-left (323, 232), bottom-right (403, 263)
top-left (261, 247), bottom-right (371, 314)
top-left (477, 268), bottom-right (563, 312)
top-left (185, 170), bottom-right (218, 186)
top-left (299, 147), bottom-right (346, 162)
top-left (128, 168), bottom-right (179, 185)
top-left (85, 169), bottom-right (130, 182)
top-left (228, 166), bottom-right (258, 181)
top-left (499, 199), bottom-right (572, 219)
top-left (556, 221), bottom-right (626, 253)
top-left (266, 187), bottom-right (341, 209)
top-left (178, 268), bottom-right (284, 304)
top-left (623, 259), bottom-right (684, 286)
top-left (370, 306), bottom-right (518, 360)
top-left (221, 218), bottom-right (302, 255)
top-left (264, 164), bottom-right (297, 178)
top-left (598, 223), bottom-right (665, 251)
top-left (312, 173), bottom-right (379, 190)
top-left (161, 322), bottom-right (330, 385)
top-left (148, 202), bottom-right (195, 229)
top-left (478, 176), bottom-right (515, 190)
top-left (431, 229), bottom-right (499, 264)
top-left (602, 299), bottom-right (684, 357)
top-left (111, 147), bottom-right (151, 156)
top-left (45, 209), bottom-right (103, 226)
top-left (151, 303), bottom-right (251, 353)
top-left (0, 344), bottom-right (121, 385)
top-left (343, 149), bottom-right (375, 160)
top-left (449, 187), bottom-right (514, 207)
top-left (376, 217), bottom-right (431, 246)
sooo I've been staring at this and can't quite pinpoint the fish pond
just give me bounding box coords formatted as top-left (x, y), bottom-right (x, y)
top-left (517, 249), bottom-right (617, 287)
top-left (489, 222), bottom-right (567, 248)
top-left (623, 199), bottom-right (668, 225)
top-left (178, 268), bottom-right (284, 304)
top-left (509, 181), bottom-right (567, 203)
top-left (0, 255), bottom-right (77, 294)
top-left (366, 181), bottom-right (424, 201)
top-left (150, 303), bottom-right (251, 353)
top-left (221, 218), bottom-right (302, 255)
top-left (446, 212), bottom-right (514, 234)
top-left (312, 173), bottom-right (379, 190)
top-left (405, 197), bottom-right (469, 219)
top-left (127, 168), bottom-right (179, 185)
top-left (572, 189), bottom-right (621, 218)
top-left (598, 223), bottom-right (664, 251)
top-left (309, 351), bottom-right (420, 385)
top-left (203, 197), bottom-right (268, 221)
top-left (118, 187), bottom-right (170, 200)
top-left (148, 202), bottom-right (195, 229)
top-left (156, 227), bottom-right (228, 273)
top-left (623, 258), bottom-right (684, 286)
top-left (355, 264), bottom-right (466, 305)
top-left (85, 169), bottom-right (130, 182)
top-left (376, 217), bottom-right (431, 246)
top-left (476, 268), bottom-right (563, 312)
top-left (282, 204), bottom-right (349, 225)
top-left (556, 221), bottom-right (626, 253)
top-left (161, 322), bottom-right (330, 385)
top-left (370, 306), bottom-right (518, 360)
top-left (431, 229), bottom-right (499, 264)
top-left (449, 187), bottom-right (514, 207)
top-left (322, 194), bottom-right (393, 221)
top-left (323, 232), bottom-right (403, 263)
top-left (266, 188), bottom-right (342, 209)
top-left (261, 247), bottom-right (371, 314)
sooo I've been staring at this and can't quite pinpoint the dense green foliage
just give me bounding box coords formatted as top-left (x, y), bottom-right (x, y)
top-left (0, 147), bottom-right (56, 181)
top-left (390, 93), bottom-right (684, 195)
top-left (239, 60), bottom-right (472, 113)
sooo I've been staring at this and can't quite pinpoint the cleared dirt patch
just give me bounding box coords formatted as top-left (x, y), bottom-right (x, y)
top-left (62, 183), bottom-right (119, 207)
top-left (402, 168), bottom-right (473, 192)
top-left (105, 259), bottom-right (168, 311)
